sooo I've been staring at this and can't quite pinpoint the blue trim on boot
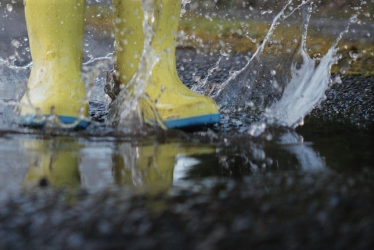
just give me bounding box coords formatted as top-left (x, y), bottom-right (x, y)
top-left (20, 114), bottom-right (89, 129)
top-left (163, 113), bottom-right (220, 129)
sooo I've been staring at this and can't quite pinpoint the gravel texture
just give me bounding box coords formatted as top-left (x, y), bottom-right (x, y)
top-left (311, 75), bottom-right (374, 125)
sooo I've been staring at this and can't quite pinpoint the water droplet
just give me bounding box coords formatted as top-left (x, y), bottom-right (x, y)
top-left (334, 75), bottom-right (342, 84)
top-left (11, 39), bottom-right (20, 48)
top-left (349, 51), bottom-right (358, 60)
top-left (6, 4), bottom-right (13, 12)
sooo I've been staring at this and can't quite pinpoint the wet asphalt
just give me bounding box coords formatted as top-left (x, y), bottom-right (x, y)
top-left (0, 172), bottom-right (373, 250)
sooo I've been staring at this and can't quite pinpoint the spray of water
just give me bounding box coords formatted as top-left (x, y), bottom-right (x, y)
top-left (107, 0), bottom-right (164, 131)
top-left (180, 0), bottom-right (191, 17)
top-left (191, 0), bottom-right (359, 132)
top-left (0, 58), bottom-right (29, 128)
top-left (265, 14), bottom-right (357, 128)
top-left (204, 0), bottom-right (305, 103)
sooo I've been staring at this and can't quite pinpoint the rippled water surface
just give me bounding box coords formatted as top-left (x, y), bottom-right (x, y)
top-left (0, 118), bottom-right (372, 193)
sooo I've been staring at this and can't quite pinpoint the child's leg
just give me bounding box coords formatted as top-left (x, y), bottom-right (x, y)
top-left (20, 0), bottom-right (88, 126)
top-left (113, 0), bottom-right (220, 128)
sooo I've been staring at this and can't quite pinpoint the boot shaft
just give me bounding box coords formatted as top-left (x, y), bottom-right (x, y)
top-left (25, 0), bottom-right (85, 67)
top-left (113, 0), bottom-right (181, 84)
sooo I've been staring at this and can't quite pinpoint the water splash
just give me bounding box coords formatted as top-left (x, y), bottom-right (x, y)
top-left (107, 0), bottom-right (163, 131)
top-left (180, 0), bottom-right (191, 17)
top-left (0, 58), bottom-right (30, 128)
top-left (265, 14), bottom-right (357, 128)
top-left (197, 0), bottom-right (358, 131)
top-left (209, 0), bottom-right (307, 106)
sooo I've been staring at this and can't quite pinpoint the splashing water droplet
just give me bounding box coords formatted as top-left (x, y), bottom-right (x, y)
top-left (349, 51), bottom-right (359, 60)
top-left (11, 39), bottom-right (20, 49)
top-left (6, 4), bottom-right (13, 12)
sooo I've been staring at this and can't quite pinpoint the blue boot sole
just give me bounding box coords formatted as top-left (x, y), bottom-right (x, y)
top-left (20, 113), bottom-right (220, 130)
top-left (20, 114), bottom-right (89, 129)
top-left (163, 113), bottom-right (220, 129)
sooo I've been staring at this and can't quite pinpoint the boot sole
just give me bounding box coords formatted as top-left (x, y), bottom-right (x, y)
top-left (163, 113), bottom-right (220, 129)
top-left (20, 114), bottom-right (89, 129)
top-left (20, 113), bottom-right (220, 130)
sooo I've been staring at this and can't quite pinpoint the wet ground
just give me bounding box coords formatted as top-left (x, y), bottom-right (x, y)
top-left (1, 172), bottom-right (373, 250)
top-left (1, 3), bottom-right (374, 250)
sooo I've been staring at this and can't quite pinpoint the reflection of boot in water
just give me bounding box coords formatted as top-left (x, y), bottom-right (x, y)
top-left (24, 140), bottom-right (81, 189)
top-left (110, 0), bottom-right (220, 128)
top-left (19, 0), bottom-right (88, 128)
top-left (112, 142), bottom-right (215, 189)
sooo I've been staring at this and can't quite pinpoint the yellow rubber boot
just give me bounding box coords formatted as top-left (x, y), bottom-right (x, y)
top-left (20, 0), bottom-right (88, 128)
top-left (113, 0), bottom-right (220, 128)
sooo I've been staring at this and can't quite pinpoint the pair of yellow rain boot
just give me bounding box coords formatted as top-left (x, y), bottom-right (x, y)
top-left (20, 0), bottom-right (220, 129)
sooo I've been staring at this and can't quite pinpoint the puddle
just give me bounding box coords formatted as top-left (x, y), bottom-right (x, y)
top-left (0, 118), bottom-right (372, 193)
